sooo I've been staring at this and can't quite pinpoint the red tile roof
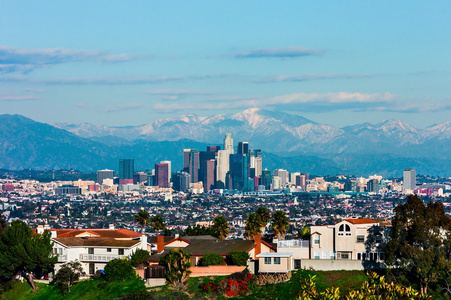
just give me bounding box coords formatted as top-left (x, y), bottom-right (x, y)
top-left (342, 218), bottom-right (379, 225)
top-left (35, 228), bottom-right (143, 238)
top-left (54, 237), bottom-right (141, 247)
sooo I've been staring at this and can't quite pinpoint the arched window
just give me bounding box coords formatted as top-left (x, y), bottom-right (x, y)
top-left (338, 223), bottom-right (352, 236)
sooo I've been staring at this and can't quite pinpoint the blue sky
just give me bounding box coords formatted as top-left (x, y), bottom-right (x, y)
top-left (1, 1), bottom-right (450, 128)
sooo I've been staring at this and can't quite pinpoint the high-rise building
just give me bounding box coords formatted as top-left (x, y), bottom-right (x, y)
top-left (223, 133), bottom-right (234, 155)
top-left (290, 172), bottom-right (301, 185)
top-left (173, 171), bottom-right (190, 192)
top-left (271, 176), bottom-right (282, 190)
top-left (261, 169), bottom-right (272, 190)
top-left (273, 169), bottom-right (289, 187)
top-left (97, 169), bottom-right (114, 184)
top-left (403, 167), bottom-right (416, 191)
top-left (237, 142), bottom-right (249, 155)
top-left (188, 149), bottom-right (200, 183)
top-left (202, 159), bottom-right (216, 191)
top-left (183, 149), bottom-right (191, 173)
top-left (119, 159), bottom-right (134, 184)
top-left (296, 174), bottom-right (306, 189)
top-left (155, 163), bottom-right (169, 188)
top-left (160, 160), bottom-right (171, 185)
top-left (133, 172), bottom-right (148, 184)
top-left (367, 179), bottom-right (380, 193)
top-left (229, 153), bottom-right (249, 190)
top-left (216, 150), bottom-right (230, 189)
top-left (249, 149), bottom-right (262, 177)
top-left (207, 145), bottom-right (220, 152)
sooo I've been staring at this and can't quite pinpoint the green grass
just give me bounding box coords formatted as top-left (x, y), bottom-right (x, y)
top-left (1, 278), bottom-right (146, 300)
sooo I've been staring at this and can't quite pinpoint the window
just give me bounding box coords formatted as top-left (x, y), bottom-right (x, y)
top-left (294, 259), bottom-right (301, 269)
top-left (314, 234), bottom-right (320, 245)
top-left (273, 257), bottom-right (281, 264)
top-left (375, 233), bottom-right (382, 243)
top-left (356, 235), bottom-right (365, 243)
top-left (58, 248), bottom-right (63, 255)
top-left (118, 249), bottom-right (124, 255)
top-left (340, 253), bottom-right (349, 260)
top-left (88, 248), bottom-right (94, 254)
top-left (314, 251), bottom-right (320, 260)
top-left (107, 248), bottom-right (111, 252)
top-left (322, 251), bottom-right (328, 259)
top-left (330, 251), bottom-right (336, 260)
top-left (338, 224), bottom-right (351, 236)
top-left (370, 252), bottom-right (377, 261)
top-left (379, 252), bottom-right (386, 261)
top-left (264, 257), bottom-right (271, 265)
top-left (357, 253), bottom-right (362, 260)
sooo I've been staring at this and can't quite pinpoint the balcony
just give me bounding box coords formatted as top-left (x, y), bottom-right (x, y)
top-left (79, 254), bottom-right (125, 262)
top-left (278, 240), bottom-right (310, 248)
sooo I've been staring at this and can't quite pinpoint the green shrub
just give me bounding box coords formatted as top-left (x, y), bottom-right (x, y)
top-left (104, 258), bottom-right (136, 281)
top-left (226, 251), bottom-right (250, 266)
top-left (130, 249), bottom-right (150, 268)
top-left (200, 253), bottom-right (224, 266)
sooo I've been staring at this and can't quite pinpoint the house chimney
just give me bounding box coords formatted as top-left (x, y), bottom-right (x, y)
top-left (109, 224), bottom-right (115, 230)
top-left (157, 235), bottom-right (164, 254)
top-left (44, 224), bottom-right (50, 231)
top-left (254, 234), bottom-right (262, 259)
top-left (37, 225), bottom-right (44, 234)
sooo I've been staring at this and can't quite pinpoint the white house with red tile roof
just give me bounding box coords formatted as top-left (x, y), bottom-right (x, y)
top-left (37, 224), bottom-right (147, 275)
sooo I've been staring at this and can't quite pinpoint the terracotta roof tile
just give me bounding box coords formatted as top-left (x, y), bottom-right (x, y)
top-left (342, 218), bottom-right (379, 224)
top-left (54, 237), bottom-right (141, 248)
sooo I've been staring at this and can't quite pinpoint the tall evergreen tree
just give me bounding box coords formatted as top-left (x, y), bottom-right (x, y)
top-left (385, 194), bottom-right (451, 295)
top-left (0, 221), bottom-right (57, 290)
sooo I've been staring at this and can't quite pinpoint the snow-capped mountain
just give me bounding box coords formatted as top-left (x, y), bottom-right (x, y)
top-left (51, 108), bottom-right (450, 158)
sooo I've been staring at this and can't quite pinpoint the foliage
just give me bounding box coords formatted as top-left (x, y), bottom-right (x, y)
top-left (385, 194), bottom-right (451, 295)
top-left (271, 210), bottom-right (289, 240)
top-left (200, 253), bottom-right (224, 266)
top-left (130, 249), bottom-right (150, 268)
top-left (160, 249), bottom-right (191, 287)
top-left (134, 210), bottom-right (150, 233)
top-left (150, 215), bottom-right (165, 234)
top-left (256, 207), bottom-right (271, 228)
top-left (0, 220), bottom-right (57, 290)
top-left (104, 258), bottom-right (136, 282)
top-left (51, 260), bottom-right (84, 294)
top-left (0, 216), bottom-right (6, 236)
top-left (183, 225), bottom-right (215, 236)
top-left (245, 212), bottom-right (261, 240)
top-left (226, 251), bottom-right (250, 266)
top-left (199, 273), bottom-right (253, 297)
top-left (211, 215), bottom-right (229, 240)
top-left (298, 226), bottom-right (311, 240)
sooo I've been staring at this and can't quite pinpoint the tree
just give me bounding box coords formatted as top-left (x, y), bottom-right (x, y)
top-left (298, 226), bottom-right (311, 240)
top-left (104, 258), bottom-right (136, 282)
top-left (130, 249), bottom-right (150, 268)
top-left (256, 207), bottom-right (270, 230)
top-left (226, 251), bottom-right (250, 266)
top-left (244, 213), bottom-right (261, 240)
top-left (271, 210), bottom-right (289, 240)
top-left (212, 215), bottom-right (229, 240)
top-left (150, 215), bottom-right (165, 236)
top-left (52, 260), bottom-right (84, 294)
top-left (0, 221), bottom-right (57, 290)
top-left (134, 210), bottom-right (150, 233)
top-left (385, 194), bottom-right (451, 295)
top-left (0, 216), bottom-right (6, 236)
top-left (200, 253), bottom-right (224, 266)
top-left (160, 249), bottom-right (191, 287)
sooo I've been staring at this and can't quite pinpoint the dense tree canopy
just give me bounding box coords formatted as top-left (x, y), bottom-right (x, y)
top-left (272, 210), bottom-right (289, 240)
top-left (52, 260), bottom-right (84, 294)
top-left (385, 194), bottom-right (451, 295)
top-left (134, 210), bottom-right (150, 233)
top-left (0, 221), bottom-right (57, 290)
top-left (245, 213), bottom-right (261, 240)
top-left (256, 207), bottom-right (271, 229)
top-left (150, 215), bottom-right (165, 235)
top-left (0, 216), bottom-right (6, 236)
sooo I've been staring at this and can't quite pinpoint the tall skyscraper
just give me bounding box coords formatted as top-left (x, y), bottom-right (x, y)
top-left (237, 142), bottom-right (249, 155)
top-left (160, 160), bottom-right (171, 185)
top-left (403, 167), bottom-right (416, 191)
top-left (216, 150), bottom-right (230, 189)
top-left (188, 149), bottom-right (200, 183)
top-left (207, 145), bottom-right (220, 152)
top-left (273, 169), bottom-right (289, 187)
top-left (173, 171), bottom-right (190, 192)
top-left (261, 169), bottom-right (272, 190)
top-left (97, 169), bottom-right (114, 184)
top-left (155, 163), bottom-right (169, 188)
top-left (223, 133), bottom-right (234, 154)
top-left (199, 150), bottom-right (216, 189)
top-left (229, 153), bottom-right (249, 190)
top-left (367, 179), bottom-right (380, 193)
top-left (119, 159), bottom-right (134, 184)
top-left (183, 149), bottom-right (191, 172)
top-left (249, 149), bottom-right (262, 177)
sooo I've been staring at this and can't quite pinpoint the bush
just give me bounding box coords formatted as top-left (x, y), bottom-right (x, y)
top-left (51, 260), bottom-right (84, 294)
top-left (104, 258), bottom-right (136, 282)
top-left (226, 251), bottom-right (250, 266)
top-left (200, 253), bottom-right (224, 266)
top-left (130, 249), bottom-right (150, 268)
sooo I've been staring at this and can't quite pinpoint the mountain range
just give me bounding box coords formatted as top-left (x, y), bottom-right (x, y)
top-left (1, 108), bottom-right (450, 177)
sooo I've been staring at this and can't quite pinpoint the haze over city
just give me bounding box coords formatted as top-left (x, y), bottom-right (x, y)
top-left (1, 1), bottom-right (450, 128)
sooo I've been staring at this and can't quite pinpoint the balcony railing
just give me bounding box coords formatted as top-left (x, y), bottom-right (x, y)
top-left (278, 240), bottom-right (310, 248)
top-left (79, 254), bottom-right (125, 262)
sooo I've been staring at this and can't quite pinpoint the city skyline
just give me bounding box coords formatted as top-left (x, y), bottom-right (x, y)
top-left (1, 1), bottom-right (451, 128)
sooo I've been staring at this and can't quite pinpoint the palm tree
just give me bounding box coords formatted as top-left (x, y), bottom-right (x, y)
top-left (256, 207), bottom-right (270, 232)
top-left (212, 215), bottom-right (229, 240)
top-left (272, 210), bottom-right (289, 240)
top-left (244, 213), bottom-right (261, 240)
top-left (150, 215), bottom-right (166, 236)
top-left (134, 210), bottom-right (150, 233)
